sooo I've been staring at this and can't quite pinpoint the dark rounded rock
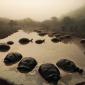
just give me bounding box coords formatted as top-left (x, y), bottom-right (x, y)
top-left (17, 57), bottom-right (37, 73)
top-left (0, 77), bottom-right (15, 85)
top-left (76, 82), bottom-right (85, 85)
top-left (51, 38), bottom-right (60, 43)
top-left (64, 35), bottom-right (71, 39)
top-left (80, 39), bottom-right (85, 44)
top-left (0, 43), bottom-right (10, 52)
top-left (7, 41), bottom-right (14, 45)
top-left (38, 63), bottom-right (61, 84)
top-left (35, 40), bottom-right (45, 44)
top-left (4, 52), bottom-right (22, 65)
top-left (38, 32), bottom-right (47, 36)
top-left (34, 30), bottom-right (41, 33)
top-left (19, 38), bottom-right (33, 45)
top-left (56, 59), bottom-right (83, 74)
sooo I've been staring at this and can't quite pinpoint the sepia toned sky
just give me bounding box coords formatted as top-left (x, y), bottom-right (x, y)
top-left (0, 0), bottom-right (85, 21)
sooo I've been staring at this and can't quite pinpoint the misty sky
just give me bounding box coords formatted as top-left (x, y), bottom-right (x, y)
top-left (0, 0), bottom-right (85, 21)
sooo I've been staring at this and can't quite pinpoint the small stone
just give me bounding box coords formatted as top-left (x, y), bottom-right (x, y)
top-left (0, 43), bottom-right (10, 52)
top-left (35, 40), bottom-right (45, 44)
top-left (7, 41), bottom-right (14, 45)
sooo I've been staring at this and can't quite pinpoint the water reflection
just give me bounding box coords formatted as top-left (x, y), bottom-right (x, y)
top-left (0, 30), bottom-right (85, 85)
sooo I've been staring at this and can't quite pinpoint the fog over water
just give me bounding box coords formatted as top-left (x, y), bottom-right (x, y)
top-left (0, 0), bottom-right (85, 21)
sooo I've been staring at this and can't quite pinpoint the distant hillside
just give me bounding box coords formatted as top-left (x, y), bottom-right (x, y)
top-left (0, 18), bottom-right (18, 39)
top-left (68, 6), bottom-right (85, 19)
top-left (0, 6), bottom-right (85, 39)
top-left (0, 17), bottom-right (10, 23)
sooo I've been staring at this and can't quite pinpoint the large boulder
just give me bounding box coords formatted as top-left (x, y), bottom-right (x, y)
top-left (4, 52), bottom-right (22, 65)
top-left (38, 63), bottom-right (61, 84)
top-left (56, 59), bottom-right (83, 74)
top-left (0, 43), bottom-right (10, 52)
top-left (17, 57), bottom-right (37, 73)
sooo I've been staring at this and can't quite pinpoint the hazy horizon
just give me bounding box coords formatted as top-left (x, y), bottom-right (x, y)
top-left (0, 0), bottom-right (85, 21)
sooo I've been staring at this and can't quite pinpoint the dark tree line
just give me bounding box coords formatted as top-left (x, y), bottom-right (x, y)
top-left (38, 16), bottom-right (85, 37)
top-left (0, 16), bottom-right (85, 39)
top-left (0, 18), bottom-right (18, 39)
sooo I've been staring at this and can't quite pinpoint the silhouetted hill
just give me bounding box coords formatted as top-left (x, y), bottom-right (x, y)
top-left (0, 6), bottom-right (85, 39)
top-left (0, 17), bottom-right (10, 22)
top-left (0, 18), bottom-right (18, 39)
top-left (68, 6), bottom-right (85, 20)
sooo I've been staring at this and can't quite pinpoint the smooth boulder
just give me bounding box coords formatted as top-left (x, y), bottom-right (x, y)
top-left (19, 38), bottom-right (33, 45)
top-left (35, 40), bottom-right (45, 44)
top-left (80, 39), bottom-right (85, 44)
top-left (0, 77), bottom-right (15, 85)
top-left (51, 38), bottom-right (60, 43)
top-left (56, 59), bottom-right (83, 74)
top-left (38, 63), bottom-right (61, 84)
top-left (38, 32), bottom-right (47, 36)
top-left (4, 52), bottom-right (22, 65)
top-left (0, 43), bottom-right (10, 52)
top-left (7, 41), bottom-right (14, 45)
top-left (76, 82), bottom-right (85, 85)
top-left (17, 57), bottom-right (37, 73)
top-left (64, 35), bottom-right (71, 39)
top-left (34, 30), bottom-right (41, 33)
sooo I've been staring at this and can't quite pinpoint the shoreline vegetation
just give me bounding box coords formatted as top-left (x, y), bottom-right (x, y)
top-left (0, 6), bottom-right (85, 39)
top-left (0, 16), bottom-right (85, 39)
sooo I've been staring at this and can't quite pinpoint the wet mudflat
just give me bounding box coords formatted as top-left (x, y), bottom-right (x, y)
top-left (0, 30), bottom-right (85, 85)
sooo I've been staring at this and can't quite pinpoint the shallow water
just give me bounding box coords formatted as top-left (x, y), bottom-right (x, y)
top-left (0, 30), bottom-right (85, 85)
